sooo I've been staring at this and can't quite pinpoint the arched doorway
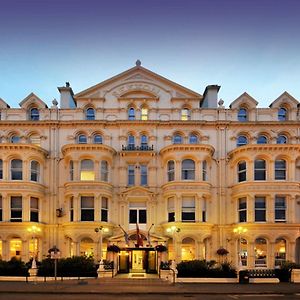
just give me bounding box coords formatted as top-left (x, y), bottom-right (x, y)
top-left (80, 238), bottom-right (94, 257)
top-left (181, 237), bottom-right (195, 261)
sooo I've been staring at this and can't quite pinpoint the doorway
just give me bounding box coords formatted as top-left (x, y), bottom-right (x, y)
top-left (131, 250), bottom-right (144, 271)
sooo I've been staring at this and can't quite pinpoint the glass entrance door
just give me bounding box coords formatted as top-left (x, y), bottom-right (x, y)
top-left (132, 250), bottom-right (144, 271)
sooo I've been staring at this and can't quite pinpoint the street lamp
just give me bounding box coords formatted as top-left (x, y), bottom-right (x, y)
top-left (233, 226), bottom-right (247, 268)
top-left (95, 226), bottom-right (109, 262)
top-left (166, 226), bottom-right (180, 262)
top-left (27, 225), bottom-right (41, 269)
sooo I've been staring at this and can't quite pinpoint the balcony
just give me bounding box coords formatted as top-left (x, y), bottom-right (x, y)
top-left (122, 145), bottom-right (154, 151)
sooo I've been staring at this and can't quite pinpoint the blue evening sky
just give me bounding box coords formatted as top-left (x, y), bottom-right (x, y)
top-left (0, 0), bottom-right (299, 107)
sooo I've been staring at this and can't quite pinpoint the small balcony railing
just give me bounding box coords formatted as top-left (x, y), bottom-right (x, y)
top-left (122, 145), bottom-right (154, 151)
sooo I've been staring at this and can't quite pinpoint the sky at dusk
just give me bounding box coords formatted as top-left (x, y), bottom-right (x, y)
top-left (0, 0), bottom-right (299, 108)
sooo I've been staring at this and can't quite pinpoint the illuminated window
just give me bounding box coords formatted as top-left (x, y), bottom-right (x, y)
top-left (181, 159), bottom-right (195, 180)
top-left (10, 196), bottom-right (22, 222)
top-left (241, 238), bottom-right (248, 266)
top-left (278, 107), bottom-right (287, 121)
top-left (0, 240), bottom-right (2, 259)
top-left (275, 160), bottom-right (286, 180)
top-left (81, 196), bottom-right (94, 221)
top-left (30, 108), bottom-right (39, 121)
top-left (10, 238), bottom-right (22, 259)
top-left (30, 197), bottom-right (39, 222)
top-left (86, 108), bottom-right (95, 120)
top-left (168, 197), bottom-right (175, 222)
top-left (238, 161), bottom-right (246, 182)
top-left (80, 238), bottom-right (94, 257)
top-left (182, 197), bottom-right (195, 222)
top-left (255, 238), bottom-right (267, 267)
top-left (275, 238), bottom-right (286, 266)
top-left (181, 108), bottom-right (190, 121)
top-left (80, 159), bottom-right (95, 181)
top-left (101, 160), bottom-right (108, 182)
top-left (167, 161), bottom-right (175, 181)
top-left (141, 107), bottom-right (148, 120)
top-left (101, 197), bottom-right (108, 222)
top-left (181, 237), bottom-right (195, 261)
top-left (30, 160), bottom-right (40, 182)
top-left (11, 159), bottom-right (22, 180)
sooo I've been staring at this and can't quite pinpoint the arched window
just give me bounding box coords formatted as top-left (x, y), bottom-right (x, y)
top-left (257, 135), bottom-right (268, 144)
top-left (275, 238), bottom-right (286, 266)
top-left (141, 107), bottom-right (148, 120)
top-left (237, 161), bottom-right (246, 182)
top-left (86, 108), bottom-right (95, 120)
top-left (181, 159), bottom-right (195, 180)
top-left (277, 135), bottom-right (287, 144)
top-left (181, 108), bottom-right (190, 121)
top-left (11, 159), bottom-right (22, 180)
top-left (30, 160), bottom-right (40, 182)
top-left (10, 135), bottom-right (20, 144)
top-left (241, 238), bottom-right (248, 266)
top-left (275, 159), bottom-right (286, 180)
top-left (238, 108), bottom-right (247, 121)
top-left (140, 135), bottom-right (148, 149)
top-left (202, 160), bottom-right (207, 181)
top-left (181, 237), bottom-right (196, 261)
top-left (128, 107), bottom-right (135, 120)
top-left (237, 135), bottom-right (248, 147)
top-left (167, 160), bottom-right (175, 181)
top-left (189, 134), bottom-right (198, 144)
top-left (128, 134), bottom-right (135, 149)
top-left (78, 134), bottom-right (87, 144)
top-left (80, 237), bottom-right (94, 255)
top-left (69, 161), bottom-right (74, 181)
top-left (0, 159), bottom-right (2, 180)
top-left (93, 134), bottom-right (102, 144)
top-left (255, 238), bottom-right (267, 267)
top-left (278, 107), bottom-right (287, 121)
top-left (173, 134), bottom-right (183, 144)
top-left (30, 108), bottom-right (39, 121)
top-left (9, 238), bottom-right (22, 259)
top-left (254, 159), bottom-right (266, 180)
top-left (101, 160), bottom-right (108, 182)
top-left (80, 159), bottom-right (95, 181)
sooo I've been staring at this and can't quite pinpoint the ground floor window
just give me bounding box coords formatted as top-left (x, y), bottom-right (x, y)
top-left (10, 238), bottom-right (22, 259)
top-left (254, 238), bottom-right (267, 267)
top-left (181, 237), bottom-right (195, 261)
top-left (80, 238), bottom-right (94, 257)
top-left (275, 238), bottom-right (286, 266)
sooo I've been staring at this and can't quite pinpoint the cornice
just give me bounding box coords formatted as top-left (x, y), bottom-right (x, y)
top-left (0, 143), bottom-right (48, 157)
top-left (159, 144), bottom-right (215, 156)
top-left (61, 144), bottom-right (116, 156)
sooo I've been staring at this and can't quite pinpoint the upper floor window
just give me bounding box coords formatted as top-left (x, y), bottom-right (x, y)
top-left (140, 135), bottom-right (148, 149)
top-left (181, 197), bottom-right (195, 222)
top-left (278, 107), bottom-right (287, 121)
top-left (81, 196), bottom-right (94, 221)
top-left (101, 160), bottom-right (108, 182)
top-left (70, 197), bottom-right (74, 221)
top-left (167, 160), bottom-right (175, 182)
top-left (257, 135), bottom-right (268, 144)
top-left (128, 165), bottom-right (135, 186)
top-left (0, 195), bottom-right (2, 221)
top-left (29, 134), bottom-right (41, 146)
top-left (189, 134), bottom-right (198, 144)
top-left (30, 197), bottom-right (39, 222)
top-left (275, 159), bottom-right (286, 180)
top-left (69, 161), bottom-right (74, 181)
top-left (181, 108), bottom-right (190, 121)
top-left (80, 159), bottom-right (95, 181)
top-left (78, 134), bottom-right (87, 144)
top-left (10, 135), bottom-right (20, 144)
top-left (275, 196), bottom-right (286, 222)
top-left (237, 135), bottom-right (248, 147)
top-left (128, 107), bottom-right (135, 120)
top-left (141, 107), bottom-right (148, 120)
top-left (255, 197), bottom-right (266, 222)
top-left (168, 197), bottom-right (175, 222)
top-left (238, 197), bottom-right (247, 222)
top-left (238, 161), bottom-right (247, 182)
top-left (173, 134), bottom-right (183, 144)
top-left (254, 159), bottom-right (266, 180)
top-left (11, 196), bottom-right (22, 222)
top-left (181, 159), bottom-right (195, 180)
top-left (86, 108), bottom-right (95, 120)
top-left (277, 135), bottom-right (287, 144)
top-left (0, 159), bottom-right (2, 180)
top-left (101, 197), bottom-right (108, 222)
top-left (93, 134), bottom-right (102, 144)
top-left (202, 160), bottom-right (207, 181)
top-left (30, 108), bottom-right (39, 121)
top-left (30, 160), bottom-right (40, 182)
top-left (128, 134), bottom-right (135, 149)
top-left (11, 159), bottom-right (22, 180)
top-left (238, 108), bottom-right (247, 122)
top-left (140, 165), bottom-right (148, 186)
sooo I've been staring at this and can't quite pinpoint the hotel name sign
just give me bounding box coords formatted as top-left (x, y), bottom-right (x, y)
top-left (111, 83), bottom-right (161, 97)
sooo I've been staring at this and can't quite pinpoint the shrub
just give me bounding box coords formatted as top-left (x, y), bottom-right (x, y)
top-left (275, 261), bottom-right (300, 282)
top-left (0, 258), bottom-right (29, 276)
top-left (177, 260), bottom-right (237, 278)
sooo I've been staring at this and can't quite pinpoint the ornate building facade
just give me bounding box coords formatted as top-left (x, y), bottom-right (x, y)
top-left (0, 61), bottom-right (299, 273)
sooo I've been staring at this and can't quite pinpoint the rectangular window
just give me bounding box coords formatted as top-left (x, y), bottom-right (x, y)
top-left (129, 209), bottom-right (137, 223)
top-left (11, 196), bottom-right (22, 222)
top-left (182, 197), bottom-right (195, 222)
top-left (129, 202), bottom-right (146, 224)
top-left (202, 161), bottom-right (207, 181)
top-left (140, 165), bottom-right (147, 186)
top-left (238, 162), bottom-right (246, 182)
top-left (101, 197), bottom-right (108, 222)
top-left (0, 160), bottom-right (3, 180)
top-left (30, 197), bottom-right (39, 222)
top-left (202, 200), bottom-right (206, 222)
top-left (81, 196), bottom-right (94, 221)
top-left (275, 196), bottom-right (286, 222)
top-left (128, 165), bottom-right (135, 186)
top-left (275, 160), bottom-right (286, 180)
top-left (255, 197), bottom-right (266, 222)
top-left (0, 195), bottom-right (2, 222)
top-left (238, 197), bottom-right (247, 222)
top-left (139, 209), bottom-right (147, 223)
top-left (168, 197), bottom-right (175, 222)
top-left (70, 197), bottom-right (74, 222)
top-left (254, 160), bottom-right (266, 180)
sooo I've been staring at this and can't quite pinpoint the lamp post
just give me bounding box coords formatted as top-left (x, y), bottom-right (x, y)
top-left (27, 225), bottom-right (41, 269)
top-left (166, 225), bottom-right (180, 262)
top-left (95, 226), bottom-right (109, 262)
top-left (233, 226), bottom-right (247, 269)
top-left (50, 246), bottom-right (60, 281)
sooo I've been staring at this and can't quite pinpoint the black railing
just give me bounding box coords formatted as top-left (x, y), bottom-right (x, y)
top-left (122, 145), bottom-right (154, 151)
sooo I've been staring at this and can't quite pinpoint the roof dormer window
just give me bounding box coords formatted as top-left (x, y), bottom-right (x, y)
top-left (30, 108), bottom-right (39, 121)
top-left (237, 108), bottom-right (247, 122)
top-left (278, 107), bottom-right (287, 121)
top-left (86, 108), bottom-right (95, 120)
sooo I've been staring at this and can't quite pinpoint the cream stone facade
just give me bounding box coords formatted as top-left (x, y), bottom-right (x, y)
top-left (0, 61), bottom-right (300, 273)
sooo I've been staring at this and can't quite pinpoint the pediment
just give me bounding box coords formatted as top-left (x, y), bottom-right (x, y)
top-left (121, 186), bottom-right (154, 198)
top-left (0, 98), bottom-right (10, 109)
top-left (229, 92), bottom-right (258, 109)
top-left (269, 91), bottom-right (299, 109)
top-left (19, 93), bottom-right (48, 109)
top-left (75, 65), bottom-right (201, 100)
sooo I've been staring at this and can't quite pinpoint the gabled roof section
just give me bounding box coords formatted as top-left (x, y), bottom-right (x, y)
top-left (75, 63), bottom-right (201, 99)
top-left (229, 92), bottom-right (258, 109)
top-left (269, 91), bottom-right (299, 108)
top-left (121, 186), bottom-right (154, 197)
top-left (19, 93), bottom-right (48, 109)
top-left (0, 98), bottom-right (10, 109)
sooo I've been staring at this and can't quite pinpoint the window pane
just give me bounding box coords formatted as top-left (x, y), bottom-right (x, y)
top-left (257, 135), bottom-right (267, 144)
top-left (238, 108), bottom-right (247, 121)
top-left (129, 210), bottom-right (137, 223)
top-left (94, 135), bottom-right (102, 144)
top-left (139, 210), bottom-right (147, 223)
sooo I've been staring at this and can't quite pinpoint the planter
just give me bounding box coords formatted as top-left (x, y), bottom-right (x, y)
top-left (177, 277), bottom-right (238, 283)
top-left (291, 269), bottom-right (300, 283)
